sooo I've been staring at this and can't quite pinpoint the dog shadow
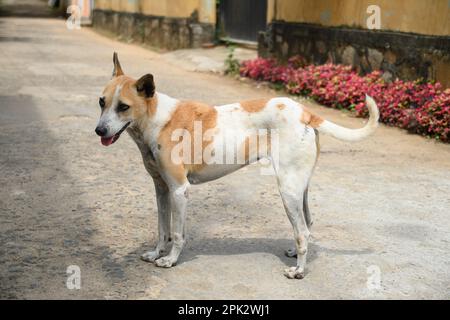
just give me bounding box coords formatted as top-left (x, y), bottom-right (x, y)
top-left (127, 237), bottom-right (373, 268)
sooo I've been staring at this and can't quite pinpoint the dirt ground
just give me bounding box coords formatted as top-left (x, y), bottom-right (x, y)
top-left (0, 16), bottom-right (449, 299)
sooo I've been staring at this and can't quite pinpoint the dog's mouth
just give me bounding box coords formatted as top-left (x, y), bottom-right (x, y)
top-left (100, 122), bottom-right (131, 146)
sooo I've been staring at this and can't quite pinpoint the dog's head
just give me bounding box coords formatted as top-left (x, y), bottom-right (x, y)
top-left (95, 52), bottom-right (156, 146)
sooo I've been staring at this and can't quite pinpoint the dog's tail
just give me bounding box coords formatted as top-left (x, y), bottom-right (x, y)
top-left (316, 95), bottom-right (379, 142)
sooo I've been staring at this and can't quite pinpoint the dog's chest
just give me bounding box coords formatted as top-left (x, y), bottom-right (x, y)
top-left (127, 127), bottom-right (159, 174)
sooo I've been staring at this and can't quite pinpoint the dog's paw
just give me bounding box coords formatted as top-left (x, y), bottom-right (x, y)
top-left (140, 250), bottom-right (161, 262)
top-left (284, 247), bottom-right (297, 258)
top-left (284, 266), bottom-right (305, 279)
top-left (155, 256), bottom-right (176, 268)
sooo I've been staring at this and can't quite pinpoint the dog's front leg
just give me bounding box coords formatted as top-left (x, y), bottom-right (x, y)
top-left (141, 178), bottom-right (171, 262)
top-left (155, 182), bottom-right (189, 268)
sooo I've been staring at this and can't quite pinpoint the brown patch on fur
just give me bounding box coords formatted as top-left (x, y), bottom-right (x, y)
top-left (146, 94), bottom-right (158, 117)
top-left (300, 108), bottom-right (324, 128)
top-left (240, 98), bottom-right (269, 113)
top-left (157, 101), bottom-right (218, 184)
top-left (276, 103), bottom-right (285, 110)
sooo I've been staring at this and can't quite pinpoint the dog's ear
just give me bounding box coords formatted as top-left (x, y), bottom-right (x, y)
top-left (135, 74), bottom-right (155, 98)
top-left (112, 52), bottom-right (124, 77)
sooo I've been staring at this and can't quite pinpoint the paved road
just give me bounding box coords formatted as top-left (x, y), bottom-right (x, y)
top-left (1, 17), bottom-right (449, 299)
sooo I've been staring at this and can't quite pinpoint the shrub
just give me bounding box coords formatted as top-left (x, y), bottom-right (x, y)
top-left (415, 89), bottom-right (450, 141)
top-left (224, 46), bottom-right (241, 76)
top-left (239, 57), bottom-right (450, 142)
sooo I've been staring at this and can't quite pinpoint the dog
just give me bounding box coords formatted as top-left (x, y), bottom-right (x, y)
top-left (95, 52), bottom-right (379, 279)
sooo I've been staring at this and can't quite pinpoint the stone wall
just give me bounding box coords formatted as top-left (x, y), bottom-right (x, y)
top-left (258, 22), bottom-right (450, 87)
top-left (92, 9), bottom-right (215, 50)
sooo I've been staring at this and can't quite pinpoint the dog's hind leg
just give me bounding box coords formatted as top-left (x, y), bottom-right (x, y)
top-left (141, 177), bottom-right (172, 262)
top-left (277, 166), bottom-right (314, 279)
top-left (285, 186), bottom-right (312, 258)
top-left (275, 128), bottom-right (317, 278)
top-left (304, 130), bottom-right (319, 229)
top-left (279, 176), bottom-right (311, 279)
top-left (303, 186), bottom-right (313, 228)
top-left (285, 131), bottom-right (319, 259)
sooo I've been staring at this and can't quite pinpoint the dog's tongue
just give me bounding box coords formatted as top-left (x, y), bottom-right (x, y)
top-left (101, 136), bottom-right (114, 146)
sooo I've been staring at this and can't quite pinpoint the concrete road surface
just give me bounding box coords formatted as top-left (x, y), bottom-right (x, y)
top-left (1, 16), bottom-right (449, 299)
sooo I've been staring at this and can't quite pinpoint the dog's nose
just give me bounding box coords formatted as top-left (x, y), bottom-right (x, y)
top-left (95, 126), bottom-right (107, 137)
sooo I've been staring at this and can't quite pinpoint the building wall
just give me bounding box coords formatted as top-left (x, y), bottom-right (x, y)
top-left (94, 0), bottom-right (215, 24)
top-left (92, 0), bottom-right (216, 50)
top-left (267, 0), bottom-right (450, 36)
top-left (261, 0), bottom-right (450, 87)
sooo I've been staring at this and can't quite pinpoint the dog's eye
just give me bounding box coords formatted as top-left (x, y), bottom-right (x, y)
top-left (99, 97), bottom-right (105, 108)
top-left (117, 103), bottom-right (130, 112)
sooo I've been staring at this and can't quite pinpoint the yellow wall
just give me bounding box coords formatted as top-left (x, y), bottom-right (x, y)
top-left (268, 0), bottom-right (450, 36)
top-left (94, 0), bottom-right (449, 36)
top-left (94, 0), bottom-right (215, 24)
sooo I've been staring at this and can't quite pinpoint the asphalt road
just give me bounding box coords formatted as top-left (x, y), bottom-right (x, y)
top-left (1, 16), bottom-right (449, 299)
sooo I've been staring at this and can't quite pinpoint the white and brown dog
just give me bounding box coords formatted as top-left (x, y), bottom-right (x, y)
top-left (95, 53), bottom-right (379, 279)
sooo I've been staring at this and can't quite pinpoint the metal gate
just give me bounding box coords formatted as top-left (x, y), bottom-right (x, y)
top-left (218, 0), bottom-right (268, 44)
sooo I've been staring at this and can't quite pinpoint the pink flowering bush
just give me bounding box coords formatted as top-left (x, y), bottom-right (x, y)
top-left (415, 89), bottom-right (450, 140)
top-left (240, 57), bottom-right (450, 142)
